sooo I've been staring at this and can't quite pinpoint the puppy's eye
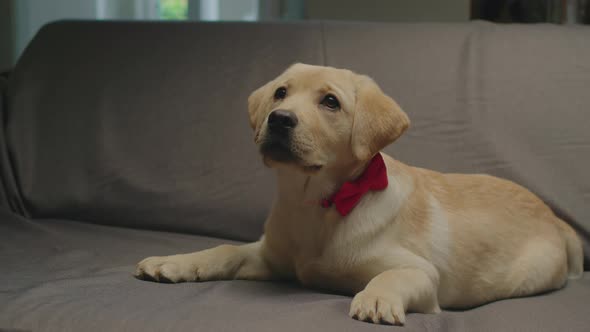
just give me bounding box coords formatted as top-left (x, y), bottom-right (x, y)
top-left (274, 87), bottom-right (287, 100)
top-left (321, 94), bottom-right (340, 110)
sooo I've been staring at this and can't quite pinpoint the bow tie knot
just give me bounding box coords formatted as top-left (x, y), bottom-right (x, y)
top-left (321, 153), bottom-right (388, 216)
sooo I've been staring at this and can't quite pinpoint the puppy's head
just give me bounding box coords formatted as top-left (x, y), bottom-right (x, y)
top-left (248, 63), bottom-right (409, 174)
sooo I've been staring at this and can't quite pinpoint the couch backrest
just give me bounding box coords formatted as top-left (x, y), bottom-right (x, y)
top-left (3, 21), bottom-right (590, 259)
top-left (3, 21), bottom-right (325, 240)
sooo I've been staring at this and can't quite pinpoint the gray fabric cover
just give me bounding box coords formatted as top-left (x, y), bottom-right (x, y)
top-left (1, 21), bottom-right (589, 331)
top-left (4, 21), bottom-right (590, 254)
top-left (1, 210), bottom-right (589, 332)
top-left (5, 21), bottom-right (327, 241)
top-left (324, 22), bottom-right (590, 265)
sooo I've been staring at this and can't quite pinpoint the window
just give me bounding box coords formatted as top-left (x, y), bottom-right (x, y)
top-left (158, 0), bottom-right (188, 20)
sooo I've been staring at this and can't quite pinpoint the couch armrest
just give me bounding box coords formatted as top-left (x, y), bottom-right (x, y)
top-left (0, 70), bottom-right (11, 211)
top-left (0, 69), bottom-right (25, 215)
top-left (0, 72), bottom-right (8, 210)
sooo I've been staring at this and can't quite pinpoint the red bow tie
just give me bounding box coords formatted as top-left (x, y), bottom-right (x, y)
top-left (321, 153), bottom-right (388, 216)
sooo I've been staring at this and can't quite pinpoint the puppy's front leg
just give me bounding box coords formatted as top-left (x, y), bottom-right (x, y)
top-left (349, 268), bottom-right (441, 325)
top-left (135, 241), bottom-right (276, 283)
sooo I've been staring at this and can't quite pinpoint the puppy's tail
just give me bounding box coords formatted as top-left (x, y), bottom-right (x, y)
top-left (556, 218), bottom-right (584, 279)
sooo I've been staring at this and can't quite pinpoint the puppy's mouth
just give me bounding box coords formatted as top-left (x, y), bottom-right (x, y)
top-left (260, 139), bottom-right (297, 163)
top-left (259, 137), bottom-right (323, 173)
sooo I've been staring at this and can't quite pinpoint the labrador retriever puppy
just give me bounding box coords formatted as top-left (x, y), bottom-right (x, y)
top-left (136, 63), bottom-right (583, 325)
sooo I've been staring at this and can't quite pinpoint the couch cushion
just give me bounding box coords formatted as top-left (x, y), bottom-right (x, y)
top-left (1, 210), bottom-right (589, 332)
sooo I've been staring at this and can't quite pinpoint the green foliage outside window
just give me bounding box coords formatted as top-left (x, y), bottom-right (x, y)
top-left (159, 0), bottom-right (188, 20)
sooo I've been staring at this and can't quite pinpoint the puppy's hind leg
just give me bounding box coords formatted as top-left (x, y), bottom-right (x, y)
top-left (135, 240), bottom-right (277, 283)
top-left (506, 239), bottom-right (568, 298)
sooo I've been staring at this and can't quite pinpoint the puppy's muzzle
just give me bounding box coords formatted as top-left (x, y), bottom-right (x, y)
top-left (268, 109), bottom-right (298, 134)
top-left (260, 109), bottom-right (300, 162)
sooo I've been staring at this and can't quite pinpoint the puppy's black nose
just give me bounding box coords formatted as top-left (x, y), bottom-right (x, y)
top-left (268, 110), bottom-right (298, 131)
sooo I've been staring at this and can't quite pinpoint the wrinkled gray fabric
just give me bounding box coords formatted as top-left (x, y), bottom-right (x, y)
top-left (5, 21), bottom-right (325, 241)
top-left (1, 210), bottom-right (589, 332)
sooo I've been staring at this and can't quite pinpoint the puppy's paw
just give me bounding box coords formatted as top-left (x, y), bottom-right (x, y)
top-left (135, 255), bottom-right (198, 283)
top-left (349, 290), bottom-right (405, 325)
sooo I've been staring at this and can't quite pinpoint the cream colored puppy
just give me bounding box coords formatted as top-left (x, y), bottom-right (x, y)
top-left (136, 63), bottom-right (583, 325)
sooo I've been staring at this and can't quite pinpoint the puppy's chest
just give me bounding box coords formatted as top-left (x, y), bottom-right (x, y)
top-left (279, 190), bottom-right (400, 288)
top-left (291, 220), bottom-right (398, 294)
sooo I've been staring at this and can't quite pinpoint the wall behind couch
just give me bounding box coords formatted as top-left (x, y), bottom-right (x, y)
top-left (307, 0), bottom-right (470, 22)
top-left (0, 0), bottom-right (161, 71)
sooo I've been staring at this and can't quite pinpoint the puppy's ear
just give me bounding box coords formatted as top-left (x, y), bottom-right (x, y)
top-left (351, 75), bottom-right (410, 160)
top-left (248, 82), bottom-right (271, 134)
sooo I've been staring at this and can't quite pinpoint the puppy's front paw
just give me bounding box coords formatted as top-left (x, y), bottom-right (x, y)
top-left (349, 290), bottom-right (405, 325)
top-left (135, 255), bottom-right (198, 283)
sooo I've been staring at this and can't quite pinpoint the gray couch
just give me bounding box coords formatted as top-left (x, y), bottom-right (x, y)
top-left (1, 20), bottom-right (589, 332)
